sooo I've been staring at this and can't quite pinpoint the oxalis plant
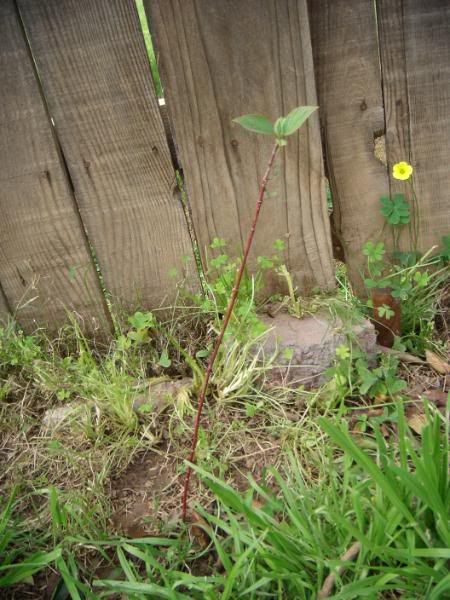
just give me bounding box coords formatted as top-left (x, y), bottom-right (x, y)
top-left (362, 160), bottom-right (449, 352)
top-left (181, 105), bottom-right (318, 520)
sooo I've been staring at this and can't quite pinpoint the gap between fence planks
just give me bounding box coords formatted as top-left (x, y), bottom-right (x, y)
top-left (310, 0), bottom-right (389, 292)
top-left (146, 0), bottom-right (335, 294)
top-left (0, 284), bottom-right (11, 323)
top-left (377, 0), bottom-right (450, 254)
top-left (18, 0), bottom-right (199, 316)
top-left (0, 0), bottom-right (110, 332)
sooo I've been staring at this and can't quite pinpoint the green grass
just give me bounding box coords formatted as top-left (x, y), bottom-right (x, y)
top-left (0, 257), bottom-right (448, 598)
top-left (135, 0), bottom-right (163, 98)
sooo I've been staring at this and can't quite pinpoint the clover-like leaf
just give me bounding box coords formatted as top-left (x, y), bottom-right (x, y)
top-left (380, 194), bottom-right (410, 225)
top-left (377, 304), bottom-right (395, 320)
top-left (273, 239), bottom-right (286, 252)
top-left (210, 237), bottom-right (227, 249)
top-left (158, 350), bottom-right (171, 368)
top-left (232, 114), bottom-right (274, 135)
top-left (336, 345), bottom-right (350, 360)
top-left (128, 311), bottom-right (156, 330)
top-left (363, 241), bottom-right (385, 262)
top-left (413, 271), bottom-right (430, 287)
top-left (257, 256), bottom-right (274, 270)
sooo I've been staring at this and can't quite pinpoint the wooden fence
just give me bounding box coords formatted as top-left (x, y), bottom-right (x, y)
top-left (0, 0), bottom-right (449, 332)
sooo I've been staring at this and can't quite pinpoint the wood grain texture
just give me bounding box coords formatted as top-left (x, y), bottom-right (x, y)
top-left (310, 0), bottom-right (389, 290)
top-left (0, 0), bottom-right (109, 331)
top-left (146, 0), bottom-right (334, 293)
top-left (377, 0), bottom-right (450, 252)
top-left (18, 0), bottom-right (198, 312)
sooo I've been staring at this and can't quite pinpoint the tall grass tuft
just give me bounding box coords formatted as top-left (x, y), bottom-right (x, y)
top-left (93, 400), bottom-right (449, 598)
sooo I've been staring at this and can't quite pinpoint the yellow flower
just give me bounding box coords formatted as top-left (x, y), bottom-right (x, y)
top-left (392, 161), bottom-right (413, 181)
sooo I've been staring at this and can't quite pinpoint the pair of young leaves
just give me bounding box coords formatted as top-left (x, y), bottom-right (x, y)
top-left (233, 106), bottom-right (317, 145)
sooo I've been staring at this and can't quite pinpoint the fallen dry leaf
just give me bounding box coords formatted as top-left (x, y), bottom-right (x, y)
top-left (373, 393), bottom-right (388, 405)
top-left (425, 350), bottom-right (450, 375)
top-left (380, 423), bottom-right (390, 438)
top-left (407, 413), bottom-right (428, 435)
top-left (189, 510), bottom-right (210, 550)
top-left (377, 345), bottom-right (426, 365)
top-left (423, 389), bottom-right (449, 408)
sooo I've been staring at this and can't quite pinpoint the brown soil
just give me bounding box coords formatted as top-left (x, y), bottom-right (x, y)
top-left (110, 447), bottom-right (180, 538)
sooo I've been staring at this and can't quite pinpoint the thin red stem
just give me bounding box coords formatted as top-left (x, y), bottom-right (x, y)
top-left (181, 142), bottom-right (280, 521)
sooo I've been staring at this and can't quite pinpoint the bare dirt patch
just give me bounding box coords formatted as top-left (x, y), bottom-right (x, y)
top-left (111, 447), bottom-right (180, 537)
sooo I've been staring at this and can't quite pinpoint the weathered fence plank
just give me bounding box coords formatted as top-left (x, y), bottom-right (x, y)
top-left (0, 0), bottom-right (109, 331)
top-left (310, 0), bottom-right (389, 290)
top-left (377, 0), bottom-right (450, 252)
top-left (18, 0), bottom-right (198, 312)
top-left (146, 0), bottom-right (334, 293)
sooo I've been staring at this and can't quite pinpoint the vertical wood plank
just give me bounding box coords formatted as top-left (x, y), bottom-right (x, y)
top-left (377, 0), bottom-right (450, 252)
top-left (146, 0), bottom-right (334, 293)
top-left (310, 0), bottom-right (389, 290)
top-left (18, 0), bottom-right (198, 312)
top-left (0, 0), bottom-right (109, 332)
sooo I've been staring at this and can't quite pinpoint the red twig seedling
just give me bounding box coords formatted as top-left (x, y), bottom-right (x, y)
top-left (181, 106), bottom-right (318, 521)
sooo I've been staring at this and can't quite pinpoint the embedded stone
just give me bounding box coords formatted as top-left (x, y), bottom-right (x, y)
top-left (259, 312), bottom-right (377, 387)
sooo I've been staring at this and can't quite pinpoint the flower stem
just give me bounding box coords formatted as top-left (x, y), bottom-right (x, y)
top-left (181, 142), bottom-right (280, 521)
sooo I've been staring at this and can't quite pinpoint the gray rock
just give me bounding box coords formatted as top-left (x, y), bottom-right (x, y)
top-left (260, 312), bottom-right (377, 387)
top-left (42, 402), bottom-right (86, 430)
top-left (133, 378), bottom-right (193, 414)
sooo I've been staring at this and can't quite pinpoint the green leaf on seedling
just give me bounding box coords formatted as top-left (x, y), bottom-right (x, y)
top-left (158, 350), bottom-right (171, 368)
top-left (414, 271), bottom-right (430, 287)
top-left (282, 106), bottom-right (318, 136)
top-left (128, 311), bottom-right (156, 330)
top-left (245, 401), bottom-right (263, 418)
top-left (274, 117), bottom-right (286, 138)
top-left (48, 440), bottom-right (62, 453)
top-left (257, 256), bottom-right (274, 270)
top-left (364, 278), bottom-right (378, 289)
top-left (273, 239), bottom-right (286, 252)
top-left (211, 237), bottom-right (227, 249)
top-left (57, 389), bottom-right (70, 401)
top-left (336, 345), bottom-right (350, 360)
top-left (232, 114), bottom-right (274, 135)
top-left (282, 348), bottom-right (295, 361)
top-left (210, 254), bottom-right (229, 269)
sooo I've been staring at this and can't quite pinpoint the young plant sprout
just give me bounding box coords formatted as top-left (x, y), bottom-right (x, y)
top-left (181, 106), bottom-right (318, 520)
